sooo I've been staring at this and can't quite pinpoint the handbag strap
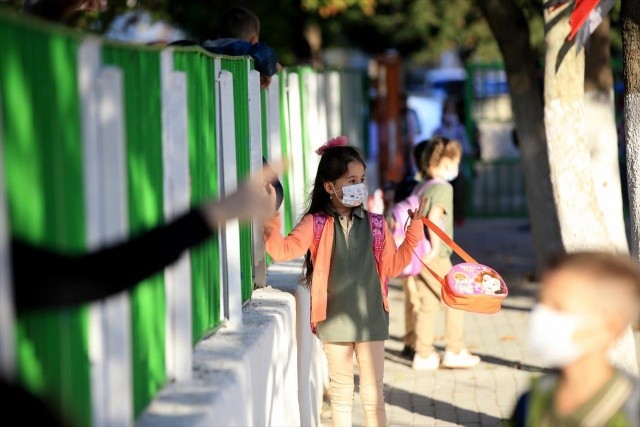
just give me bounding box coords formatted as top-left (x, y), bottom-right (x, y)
top-left (421, 217), bottom-right (477, 264)
top-left (409, 217), bottom-right (478, 285)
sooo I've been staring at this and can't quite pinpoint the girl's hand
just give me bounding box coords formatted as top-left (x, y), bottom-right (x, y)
top-left (408, 196), bottom-right (428, 220)
top-left (200, 161), bottom-right (283, 228)
top-left (264, 183), bottom-right (278, 218)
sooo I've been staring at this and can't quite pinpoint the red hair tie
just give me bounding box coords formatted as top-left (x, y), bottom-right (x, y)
top-left (315, 135), bottom-right (348, 155)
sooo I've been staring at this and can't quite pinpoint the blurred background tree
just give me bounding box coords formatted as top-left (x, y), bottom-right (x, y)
top-left (1, 1), bottom-right (622, 70)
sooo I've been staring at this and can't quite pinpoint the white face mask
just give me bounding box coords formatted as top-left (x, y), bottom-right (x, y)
top-left (332, 182), bottom-right (368, 207)
top-left (443, 170), bottom-right (458, 182)
top-left (527, 304), bottom-right (588, 368)
top-left (436, 166), bottom-right (458, 182)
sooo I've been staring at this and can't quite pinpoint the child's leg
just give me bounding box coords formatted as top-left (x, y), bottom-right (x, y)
top-left (414, 264), bottom-right (444, 358)
top-left (427, 257), bottom-right (464, 353)
top-left (354, 341), bottom-right (386, 427)
top-left (444, 304), bottom-right (465, 353)
top-left (323, 342), bottom-right (356, 426)
top-left (402, 277), bottom-right (418, 350)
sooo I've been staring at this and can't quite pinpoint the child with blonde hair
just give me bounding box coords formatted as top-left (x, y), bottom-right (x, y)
top-left (506, 251), bottom-right (640, 426)
top-left (263, 136), bottom-right (426, 426)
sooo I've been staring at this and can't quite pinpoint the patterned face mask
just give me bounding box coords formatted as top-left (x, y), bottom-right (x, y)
top-left (332, 182), bottom-right (368, 207)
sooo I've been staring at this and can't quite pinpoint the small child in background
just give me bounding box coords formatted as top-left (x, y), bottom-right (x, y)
top-left (505, 251), bottom-right (640, 426)
top-left (202, 6), bottom-right (280, 89)
top-left (263, 136), bottom-right (426, 426)
top-left (411, 136), bottom-right (480, 370)
top-left (399, 139), bottom-right (430, 360)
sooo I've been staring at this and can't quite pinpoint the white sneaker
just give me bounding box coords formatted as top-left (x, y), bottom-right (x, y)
top-left (412, 352), bottom-right (440, 370)
top-left (441, 349), bottom-right (481, 368)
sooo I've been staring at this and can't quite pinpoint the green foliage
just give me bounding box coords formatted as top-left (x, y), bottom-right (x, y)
top-left (307, 0), bottom-right (502, 65)
top-left (7, 0), bottom-right (621, 68)
top-left (303, 0), bottom-right (619, 69)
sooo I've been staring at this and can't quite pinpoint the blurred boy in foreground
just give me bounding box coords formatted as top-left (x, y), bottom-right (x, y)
top-left (505, 251), bottom-right (640, 426)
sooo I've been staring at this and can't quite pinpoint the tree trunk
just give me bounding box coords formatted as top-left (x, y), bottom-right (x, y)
top-left (623, 0), bottom-right (640, 260)
top-left (546, 2), bottom-right (638, 375)
top-left (477, 0), bottom-right (563, 278)
top-left (584, 16), bottom-right (629, 253)
top-left (543, 3), bottom-right (613, 252)
top-left (619, 0), bottom-right (640, 376)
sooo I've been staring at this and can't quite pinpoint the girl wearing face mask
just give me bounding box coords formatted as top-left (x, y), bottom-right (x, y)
top-left (263, 136), bottom-right (426, 427)
top-left (410, 136), bottom-right (481, 371)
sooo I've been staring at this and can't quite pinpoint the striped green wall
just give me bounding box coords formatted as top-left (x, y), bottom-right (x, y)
top-left (101, 45), bottom-right (166, 417)
top-left (219, 57), bottom-right (253, 302)
top-left (0, 14), bottom-right (91, 427)
top-left (172, 49), bottom-right (222, 342)
top-left (0, 9), bottom-right (371, 426)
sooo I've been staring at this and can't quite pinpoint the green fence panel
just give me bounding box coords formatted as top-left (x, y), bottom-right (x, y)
top-left (101, 45), bottom-right (166, 417)
top-left (295, 66), bottom-right (313, 186)
top-left (278, 69), bottom-right (294, 233)
top-left (173, 49), bottom-right (222, 342)
top-left (468, 158), bottom-right (527, 217)
top-left (261, 89), bottom-right (269, 156)
top-left (219, 57), bottom-right (253, 302)
top-left (0, 14), bottom-right (90, 427)
top-left (464, 62), bottom-right (528, 218)
top-left (260, 86), bottom-right (274, 266)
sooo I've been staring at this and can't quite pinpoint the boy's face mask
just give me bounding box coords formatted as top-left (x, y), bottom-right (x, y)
top-left (435, 164), bottom-right (459, 182)
top-left (527, 303), bottom-right (601, 368)
top-left (331, 182), bottom-right (368, 207)
top-left (442, 168), bottom-right (459, 182)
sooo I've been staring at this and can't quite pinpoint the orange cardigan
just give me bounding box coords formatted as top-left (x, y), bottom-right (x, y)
top-left (264, 212), bottom-right (423, 324)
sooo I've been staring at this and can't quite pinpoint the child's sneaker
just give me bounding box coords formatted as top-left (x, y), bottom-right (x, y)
top-left (441, 349), bottom-right (481, 368)
top-left (412, 352), bottom-right (440, 370)
top-left (400, 345), bottom-right (416, 360)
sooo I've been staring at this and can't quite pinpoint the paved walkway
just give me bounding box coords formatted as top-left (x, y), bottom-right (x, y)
top-left (318, 218), bottom-right (640, 426)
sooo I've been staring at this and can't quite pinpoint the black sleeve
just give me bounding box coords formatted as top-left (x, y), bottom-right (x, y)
top-left (0, 377), bottom-right (67, 427)
top-left (263, 157), bottom-right (284, 210)
top-left (12, 209), bottom-right (213, 312)
top-left (508, 392), bottom-right (529, 427)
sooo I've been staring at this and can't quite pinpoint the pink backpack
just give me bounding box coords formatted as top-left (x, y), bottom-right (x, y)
top-left (390, 179), bottom-right (439, 277)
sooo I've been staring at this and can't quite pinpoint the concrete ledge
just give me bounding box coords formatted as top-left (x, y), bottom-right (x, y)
top-left (137, 287), bottom-right (300, 427)
top-left (137, 259), bottom-right (328, 427)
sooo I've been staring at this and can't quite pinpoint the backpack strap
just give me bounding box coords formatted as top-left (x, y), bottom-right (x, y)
top-left (368, 212), bottom-right (389, 295)
top-left (368, 212), bottom-right (385, 263)
top-left (315, 211), bottom-right (385, 261)
top-left (312, 213), bottom-right (328, 254)
top-left (411, 177), bottom-right (444, 197)
top-left (310, 213), bottom-right (328, 336)
top-left (579, 370), bottom-right (633, 426)
top-left (313, 211), bottom-right (386, 285)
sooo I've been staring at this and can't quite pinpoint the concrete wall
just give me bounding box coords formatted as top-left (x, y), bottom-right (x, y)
top-left (137, 259), bottom-right (329, 427)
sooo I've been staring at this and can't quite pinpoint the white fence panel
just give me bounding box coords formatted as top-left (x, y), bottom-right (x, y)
top-left (286, 73), bottom-right (307, 222)
top-left (215, 62), bottom-right (242, 327)
top-left (161, 49), bottom-right (193, 382)
top-left (248, 70), bottom-right (266, 288)
top-left (0, 85), bottom-right (14, 383)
